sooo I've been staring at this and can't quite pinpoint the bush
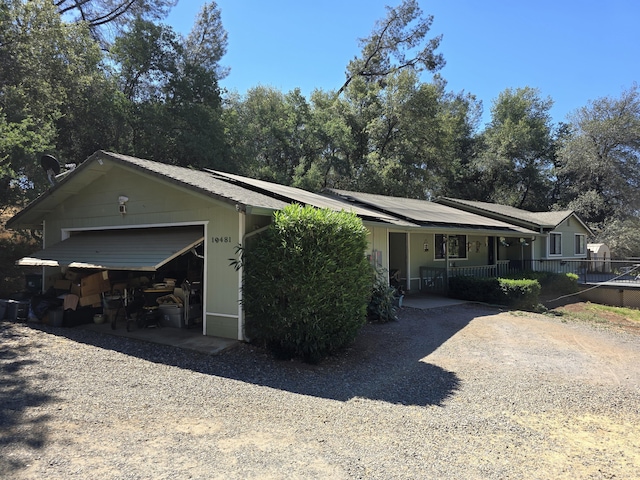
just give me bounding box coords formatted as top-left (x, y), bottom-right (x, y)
top-left (448, 276), bottom-right (502, 304)
top-left (448, 275), bottom-right (541, 310)
top-left (0, 234), bottom-right (39, 298)
top-left (499, 278), bottom-right (541, 310)
top-left (241, 205), bottom-right (371, 363)
top-left (367, 268), bottom-right (398, 323)
top-left (505, 271), bottom-right (579, 296)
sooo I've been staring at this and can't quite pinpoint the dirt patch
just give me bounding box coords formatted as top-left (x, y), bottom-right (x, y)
top-left (551, 301), bottom-right (640, 335)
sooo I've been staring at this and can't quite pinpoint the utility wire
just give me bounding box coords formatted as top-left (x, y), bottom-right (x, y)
top-left (547, 264), bottom-right (640, 303)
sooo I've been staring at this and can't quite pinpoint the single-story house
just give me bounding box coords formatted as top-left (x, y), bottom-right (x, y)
top-left (7, 151), bottom-right (588, 340)
top-left (434, 197), bottom-right (593, 272)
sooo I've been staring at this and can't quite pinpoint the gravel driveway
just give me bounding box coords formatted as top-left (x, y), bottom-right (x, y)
top-left (1, 304), bottom-right (639, 479)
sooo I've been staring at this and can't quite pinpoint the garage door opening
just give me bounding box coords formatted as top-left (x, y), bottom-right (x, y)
top-left (18, 225), bottom-right (205, 332)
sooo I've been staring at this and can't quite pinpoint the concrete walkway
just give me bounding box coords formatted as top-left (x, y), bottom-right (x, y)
top-left (80, 321), bottom-right (238, 355)
top-left (78, 294), bottom-right (465, 355)
top-left (401, 294), bottom-right (467, 310)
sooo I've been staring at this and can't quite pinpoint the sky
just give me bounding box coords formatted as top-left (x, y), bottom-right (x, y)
top-left (166, 0), bottom-right (639, 127)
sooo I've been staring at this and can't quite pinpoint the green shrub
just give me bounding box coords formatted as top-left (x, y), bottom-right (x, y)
top-left (499, 278), bottom-right (541, 310)
top-left (241, 205), bottom-right (371, 363)
top-left (449, 275), bottom-right (541, 310)
top-left (449, 276), bottom-right (502, 304)
top-left (504, 271), bottom-right (579, 296)
top-left (0, 234), bottom-right (39, 298)
top-left (367, 268), bottom-right (398, 323)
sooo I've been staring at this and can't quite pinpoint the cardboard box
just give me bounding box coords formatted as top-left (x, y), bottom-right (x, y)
top-left (70, 283), bottom-right (81, 296)
top-left (80, 271), bottom-right (111, 296)
top-left (79, 293), bottom-right (102, 307)
top-left (64, 270), bottom-right (81, 282)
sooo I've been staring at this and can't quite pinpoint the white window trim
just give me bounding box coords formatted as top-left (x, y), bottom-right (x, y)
top-left (548, 232), bottom-right (562, 256)
top-left (574, 233), bottom-right (587, 257)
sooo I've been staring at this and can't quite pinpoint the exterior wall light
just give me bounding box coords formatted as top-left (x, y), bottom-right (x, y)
top-left (118, 195), bottom-right (129, 215)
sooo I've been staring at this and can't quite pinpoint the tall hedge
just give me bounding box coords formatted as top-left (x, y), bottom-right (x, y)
top-left (242, 205), bottom-right (372, 363)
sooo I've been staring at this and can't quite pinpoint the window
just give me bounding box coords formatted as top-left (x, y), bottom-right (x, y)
top-left (435, 234), bottom-right (467, 260)
top-left (575, 234), bottom-right (586, 255)
top-left (549, 233), bottom-right (562, 255)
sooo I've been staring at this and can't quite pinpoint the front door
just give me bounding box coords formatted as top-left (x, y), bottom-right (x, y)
top-left (389, 232), bottom-right (407, 291)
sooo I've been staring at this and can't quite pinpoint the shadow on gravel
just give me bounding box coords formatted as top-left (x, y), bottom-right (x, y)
top-left (38, 304), bottom-right (484, 407)
top-left (0, 322), bottom-right (55, 475)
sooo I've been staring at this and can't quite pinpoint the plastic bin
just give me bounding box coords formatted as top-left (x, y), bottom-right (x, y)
top-left (6, 300), bottom-right (30, 321)
top-left (159, 304), bottom-right (184, 328)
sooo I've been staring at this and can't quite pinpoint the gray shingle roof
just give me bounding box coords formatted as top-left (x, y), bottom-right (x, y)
top-left (327, 189), bottom-right (537, 234)
top-left (102, 152), bottom-right (289, 211)
top-left (7, 151), bottom-right (289, 228)
top-left (436, 197), bottom-right (574, 229)
top-left (206, 170), bottom-right (418, 227)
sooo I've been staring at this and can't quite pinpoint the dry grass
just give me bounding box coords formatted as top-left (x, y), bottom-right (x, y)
top-left (550, 301), bottom-right (640, 335)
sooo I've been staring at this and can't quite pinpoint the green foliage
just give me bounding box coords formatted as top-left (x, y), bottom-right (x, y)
top-left (473, 87), bottom-right (555, 210)
top-left (109, 17), bottom-right (227, 169)
top-left (242, 205), bottom-right (371, 363)
top-left (449, 276), bottom-right (502, 304)
top-left (448, 276), bottom-right (541, 310)
top-left (228, 87), bottom-right (315, 184)
top-left (505, 271), bottom-right (579, 296)
top-left (367, 269), bottom-right (398, 323)
top-left (1, 0), bottom-right (106, 206)
top-left (0, 233), bottom-right (38, 298)
top-left (499, 278), bottom-right (541, 310)
top-left (555, 84), bottom-right (640, 229)
top-left (338, 0), bottom-right (444, 95)
top-left (56, 0), bottom-right (177, 48)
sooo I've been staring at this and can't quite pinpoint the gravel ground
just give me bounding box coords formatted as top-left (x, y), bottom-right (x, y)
top-left (1, 304), bottom-right (639, 479)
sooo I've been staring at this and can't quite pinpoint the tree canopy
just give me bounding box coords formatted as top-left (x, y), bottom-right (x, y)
top-left (1, 0), bottom-right (638, 256)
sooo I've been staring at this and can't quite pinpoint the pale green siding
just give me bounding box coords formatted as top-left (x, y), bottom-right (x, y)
top-left (545, 216), bottom-right (590, 259)
top-left (40, 163), bottom-right (250, 340)
top-left (365, 225), bottom-right (388, 269)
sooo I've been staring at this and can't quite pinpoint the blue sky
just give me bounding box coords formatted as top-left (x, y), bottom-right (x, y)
top-left (167, 0), bottom-right (639, 127)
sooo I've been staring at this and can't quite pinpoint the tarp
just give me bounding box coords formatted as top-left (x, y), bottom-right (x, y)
top-left (17, 226), bottom-right (204, 271)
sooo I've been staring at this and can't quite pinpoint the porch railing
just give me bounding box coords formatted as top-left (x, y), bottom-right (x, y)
top-left (512, 259), bottom-right (640, 285)
top-left (418, 259), bottom-right (640, 293)
top-left (419, 261), bottom-right (511, 293)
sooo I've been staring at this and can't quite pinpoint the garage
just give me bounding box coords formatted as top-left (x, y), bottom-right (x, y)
top-left (5, 151), bottom-right (276, 339)
top-left (16, 225), bottom-right (206, 331)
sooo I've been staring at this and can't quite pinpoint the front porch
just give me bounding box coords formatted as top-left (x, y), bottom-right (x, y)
top-left (416, 259), bottom-right (640, 295)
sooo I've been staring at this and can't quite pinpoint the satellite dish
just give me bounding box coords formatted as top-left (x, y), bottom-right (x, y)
top-left (40, 154), bottom-right (61, 186)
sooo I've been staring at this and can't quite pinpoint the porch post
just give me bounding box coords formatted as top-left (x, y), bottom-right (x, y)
top-left (405, 233), bottom-right (411, 292)
top-left (445, 234), bottom-right (450, 294)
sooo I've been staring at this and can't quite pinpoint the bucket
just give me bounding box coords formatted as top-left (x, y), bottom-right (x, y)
top-left (93, 314), bottom-right (106, 324)
top-left (0, 299), bottom-right (7, 320)
top-left (50, 308), bottom-right (64, 327)
top-left (6, 300), bottom-right (29, 321)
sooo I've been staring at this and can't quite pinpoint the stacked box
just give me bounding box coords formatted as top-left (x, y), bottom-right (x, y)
top-left (79, 271), bottom-right (110, 307)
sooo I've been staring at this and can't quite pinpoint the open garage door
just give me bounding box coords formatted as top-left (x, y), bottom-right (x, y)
top-left (17, 226), bottom-right (204, 271)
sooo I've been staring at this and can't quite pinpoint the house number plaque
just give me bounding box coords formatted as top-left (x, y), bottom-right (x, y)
top-left (212, 236), bottom-right (232, 244)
